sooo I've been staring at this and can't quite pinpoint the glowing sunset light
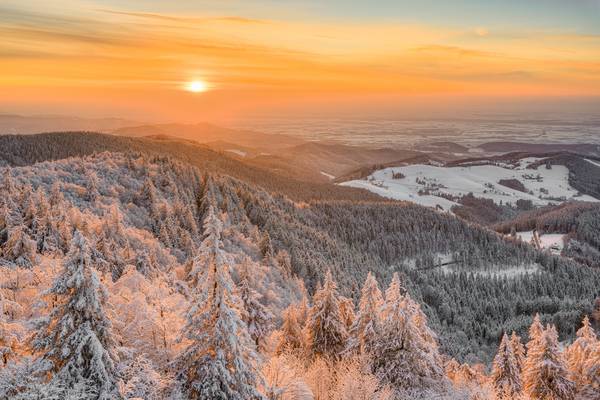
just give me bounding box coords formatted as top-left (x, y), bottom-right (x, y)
top-left (186, 80), bottom-right (208, 93)
top-left (1, 0), bottom-right (599, 120)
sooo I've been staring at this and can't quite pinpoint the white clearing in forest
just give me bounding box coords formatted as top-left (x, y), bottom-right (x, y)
top-left (320, 171), bottom-right (335, 180)
top-left (340, 157), bottom-right (598, 211)
top-left (516, 231), bottom-right (565, 254)
top-left (225, 149), bottom-right (247, 157)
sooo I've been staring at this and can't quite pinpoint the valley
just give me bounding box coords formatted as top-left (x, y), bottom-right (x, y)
top-left (2, 0), bottom-right (599, 397)
top-left (0, 128), bottom-right (599, 399)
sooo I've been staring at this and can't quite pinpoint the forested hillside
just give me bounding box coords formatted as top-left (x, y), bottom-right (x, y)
top-left (0, 132), bottom-right (380, 202)
top-left (0, 134), bottom-right (599, 399)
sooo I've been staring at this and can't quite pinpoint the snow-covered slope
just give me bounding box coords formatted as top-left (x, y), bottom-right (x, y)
top-left (341, 157), bottom-right (598, 211)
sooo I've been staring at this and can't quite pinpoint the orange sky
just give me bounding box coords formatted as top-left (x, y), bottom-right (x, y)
top-left (1, 2), bottom-right (600, 121)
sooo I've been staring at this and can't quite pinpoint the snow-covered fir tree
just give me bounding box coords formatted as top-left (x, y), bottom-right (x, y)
top-left (137, 177), bottom-right (158, 209)
top-left (261, 354), bottom-right (314, 400)
top-left (528, 313), bottom-right (544, 350)
top-left (294, 279), bottom-right (310, 327)
top-left (410, 295), bottom-right (441, 356)
top-left (187, 204), bottom-right (225, 288)
top-left (32, 230), bottom-right (119, 399)
top-left (2, 225), bottom-right (36, 267)
top-left (566, 315), bottom-right (597, 388)
top-left (259, 231), bottom-right (274, 260)
top-left (119, 353), bottom-right (165, 400)
top-left (338, 296), bottom-right (355, 332)
top-left (490, 333), bottom-right (522, 399)
top-left (31, 187), bottom-right (60, 254)
top-left (371, 272), bottom-right (444, 390)
top-left (0, 292), bottom-right (16, 366)
top-left (523, 324), bottom-right (575, 400)
top-left (347, 271), bottom-right (383, 355)
top-left (276, 305), bottom-right (305, 355)
top-left (510, 331), bottom-right (526, 373)
top-left (238, 261), bottom-right (273, 353)
top-left (174, 206), bottom-right (263, 400)
top-left (305, 270), bottom-right (349, 360)
top-left (578, 342), bottom-right (600, 399)
top-left (85, 170), bottom-right (100, 203)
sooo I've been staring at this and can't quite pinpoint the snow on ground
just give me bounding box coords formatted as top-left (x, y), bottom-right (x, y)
top-left (225, 149), bottom-right (247, 157)
top-left (586, 159), bottom-right (600, 168)
top-left (412, 253), bottom-right (540, 276)
top-left (320, 171), bottom-right (335, 180)
top-left (340, 157), bottom-right (598, 211)
top-left (516, 231), bottom-right (565, 254)
top-left (467, 264), bottom-right (540, 278)
top-left (341, 178), bottom-right (458, 210)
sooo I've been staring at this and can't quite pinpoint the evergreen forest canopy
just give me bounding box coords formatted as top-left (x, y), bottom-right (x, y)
top-left (0, 132), bottom-right (599, 399)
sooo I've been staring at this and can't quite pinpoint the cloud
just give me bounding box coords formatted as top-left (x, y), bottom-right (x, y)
top-left (462, 70), bottom-right (538, 82)
top-left (97, 9), bottom-right (268, 25)
top-left (0, 3), bottom-right (598, 99)
top-left (0, 6), bottom-right (136, 48)
top-left (410, 45), bottom-right (496, 58)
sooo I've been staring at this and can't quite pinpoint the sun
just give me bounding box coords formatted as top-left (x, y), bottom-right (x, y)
top-left (186, 80), bottom-right (208, 93)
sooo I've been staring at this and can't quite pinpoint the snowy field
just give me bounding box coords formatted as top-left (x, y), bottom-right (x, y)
top-left (341, 157), bottom-right (599, 211)
top-left (225, 149), bottom-right (247, 157)
top-left (515, 231), bottom-right (565, 254)
top-left (320, 171), bottom-right (335, 180)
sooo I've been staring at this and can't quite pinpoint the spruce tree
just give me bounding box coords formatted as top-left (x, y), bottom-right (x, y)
top-left (22, 191), bottom-right (37, 230)
top-left (188, 205), bottom-right (225, 287)
top-left (528, 313), bottom-right (544, 350)
top-left (347, 272), bottom-right (383, 355)
top-left (371, 273), bottom-right (443, 389)
top-left (259, 231), bottom-right (273, 259)
top-left (0, 202), bottom-right (10, 237)
top-left (175, 206), bottom-right (263, 400)
top-left (566, 315), bottom-right (597, 388)
top-left (510, 331), bottom-right (526, 372)
top-left (137, 177), bottom-right (157, 208)
top-left (276, 306), bottom-right (305, 355)
top-left (32, 230), bottom-right (119, 399)
top-left (593, 298), bottom-right (600, 332)
top-left (410, 296), bottom-right (440, 353)
top-left (32, 188), bottom-right (59, 254)
top-left (2, 225), bottom-right (36, 267)
top-left (338, 296), bottom-right (355, 332)
top-left (84, 170), bottom-right (100, 203)
top-left (523, 325), bottom-right (575, 400)
top-left (0, 292), bottom-right (15, 366)
top-left (305, 270), bottom-right (349, 360)
top-left (578, 342), bottom-right (600, 399)
top-left (490, 333), bottom-right (522, 399)
top-left (238, 263), bottom-right (273, 353)
top-left (295, 279), bottom-right (310, 327)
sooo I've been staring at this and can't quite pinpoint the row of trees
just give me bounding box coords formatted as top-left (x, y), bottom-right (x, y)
top-left (176, 202), bottom-right (449, 398)
top-left (3, 199), bottom-right (451, 398)
top-left (4, 147), bottom-right (600, 364)
top-left (276, 270), bottom-right (446, 395)
top-left (2, 150), bottom-right (600, 398)
top-left (490, 314), bottom-right (600, 399)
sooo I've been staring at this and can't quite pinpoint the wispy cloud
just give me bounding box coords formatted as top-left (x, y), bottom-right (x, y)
top-left (410, 45), bottom-right (496, 58)
top-left (1, 2), bottom-right (599, 108)
top-left (97, 9), bottom-right (268, 25)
